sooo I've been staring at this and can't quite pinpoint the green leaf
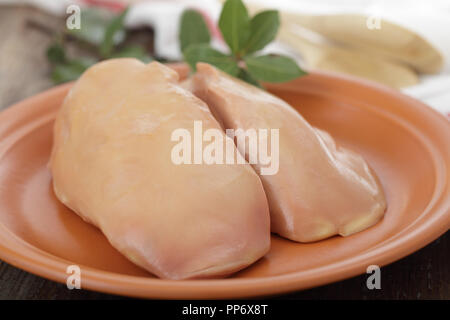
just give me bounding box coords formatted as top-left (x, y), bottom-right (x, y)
top-left (245, 54), bottom-right (307, 82)
top-left (218, 0), bottom-right (250, 55)
top-left (68, 8), bottom-right (113, 46)
top-left (183, 43), bottom-right (240, 76)
top-left (179, 9), bottom-right (211, 52)
top-left (244, 10), bottom-right (280, 55)
top-left (100, 8), bottom-right (129, 57)
top-left (47, 43), bottom-right (66, 64)
top-left (110, 46), bottom-right (153, 63)
top-left (51, 58), bottom-right (96, 84)
top-left (237, 68), bottom-right (262, 88)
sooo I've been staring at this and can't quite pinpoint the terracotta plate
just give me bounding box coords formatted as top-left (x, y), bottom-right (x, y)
top-left (0, 69), bottom-right (449, 299)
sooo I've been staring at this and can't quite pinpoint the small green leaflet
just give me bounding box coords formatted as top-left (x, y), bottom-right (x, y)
top-left (183, 44), bottom-right (240, 76)
top-left (179, 9), bottom-right (211, 52)
top-left (218, 0), bottom-right (250, 54)
top-left (100, 7), bottom-right (129, 57)
top-left (110, 46), bottom-right (153, 63)
top-left (46, 43), bottom-right (66, 64)
top-left (244, 10), bottom-right (280, 55)
top-left (51, 58), bottom-right (96, 84)
top-left (245, 55), bottom-right (306, 82)
top-left (237, 68), bottom-right (262, 88)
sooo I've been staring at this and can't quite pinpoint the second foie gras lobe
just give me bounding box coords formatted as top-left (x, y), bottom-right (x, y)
top-left (191, 63), bottom-right (386, 242)
top-left (50, 59), bottom-right (270, 279)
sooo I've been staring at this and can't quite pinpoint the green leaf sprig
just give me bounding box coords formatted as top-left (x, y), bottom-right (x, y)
top-left (179, 0), bottom-right (306, 87)
top-left (47, 7), bottom-right (152, 84)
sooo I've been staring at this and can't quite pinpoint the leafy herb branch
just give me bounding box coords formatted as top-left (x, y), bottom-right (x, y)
top-left (46, 7), bottom-right (152, 84)
top-left (179, 0), bottom-right (307, 87)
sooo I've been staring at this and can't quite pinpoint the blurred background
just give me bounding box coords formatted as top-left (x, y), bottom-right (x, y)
top-left (0, 0), bottom-right (450, 116)
top-left (0, 0), bottom-right (448, 300)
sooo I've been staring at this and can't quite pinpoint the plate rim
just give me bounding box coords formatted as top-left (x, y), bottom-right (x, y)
top-left (0, 72), bottom-right (449, 299)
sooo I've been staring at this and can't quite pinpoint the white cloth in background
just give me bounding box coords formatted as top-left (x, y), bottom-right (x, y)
top-left (250, 0), bottom-right (450, 115)
top-left (1, 0), bottom-right (449, 116)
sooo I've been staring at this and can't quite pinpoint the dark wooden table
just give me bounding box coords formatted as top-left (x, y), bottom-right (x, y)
top-left (0, 5), bottom-right (448, 300)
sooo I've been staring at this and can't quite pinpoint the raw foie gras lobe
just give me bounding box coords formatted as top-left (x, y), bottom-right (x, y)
top-left (191, 63), bottom-right (386, 242)
top-left (50, 59), bottom-right (271, 279)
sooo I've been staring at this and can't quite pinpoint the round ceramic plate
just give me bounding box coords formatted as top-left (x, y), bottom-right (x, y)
top-left (0, 69), bottom-right (448, 299)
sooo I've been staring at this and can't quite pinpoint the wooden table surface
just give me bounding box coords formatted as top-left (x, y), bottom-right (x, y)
top-left (0, 5), bottom-right (448, 300)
